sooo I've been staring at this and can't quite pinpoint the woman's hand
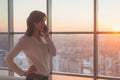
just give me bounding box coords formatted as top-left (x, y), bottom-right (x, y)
top-left (23, 65), bottom-right (37, 76)
top-left (41, 25), bottom-right (49, 37)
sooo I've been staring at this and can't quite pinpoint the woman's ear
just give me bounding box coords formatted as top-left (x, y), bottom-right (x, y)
top-left (33, 22), bottom-right (40, 28)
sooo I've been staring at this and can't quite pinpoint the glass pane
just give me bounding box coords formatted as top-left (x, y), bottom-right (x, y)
top-left (0, 34), bottom-right (8, 67)
top-left (52, 0), bottom-right (93, 32)
top-left (98, 0), bottom-right (120, 32)
top-left (52, 34), bottom-right (93, 75)
top-left (0, 0), bottom-right (8, 32)
top-left (52, 74), bottom-right (93, 80)
top-left (14, 34), bottom-right (29, 69)
top-left (98, 34), bottom-right (120, 77)
top-left (0, 69), bottom-right (8, 76)
top-left (13, 0), bottom-right (46, 32)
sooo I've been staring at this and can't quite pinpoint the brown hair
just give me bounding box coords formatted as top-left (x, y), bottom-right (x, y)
top-left (25, 10), bottom-right (46, 36)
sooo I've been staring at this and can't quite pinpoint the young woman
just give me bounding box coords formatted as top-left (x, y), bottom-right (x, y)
top-left (5, 10), bottom-right (56, 80)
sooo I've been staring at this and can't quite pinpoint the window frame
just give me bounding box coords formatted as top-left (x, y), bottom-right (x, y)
top-left (0, 0), bottom-right (120, 80)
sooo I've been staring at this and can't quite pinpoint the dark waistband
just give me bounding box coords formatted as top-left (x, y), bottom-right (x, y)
top-left (26, 73), bottom-right (48, 80)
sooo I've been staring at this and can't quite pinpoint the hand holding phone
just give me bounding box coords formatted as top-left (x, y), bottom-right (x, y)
top-left (41, 25), bottom-right (49, 37)
top-left (43, 25), bottom-right (48, 32)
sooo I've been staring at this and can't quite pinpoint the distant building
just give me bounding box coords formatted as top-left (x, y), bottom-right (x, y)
top-left (0, 49), bottom-right (8, 67)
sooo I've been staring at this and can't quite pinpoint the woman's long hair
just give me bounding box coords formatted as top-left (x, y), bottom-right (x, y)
top-left (25, 10), bottom-right (46, 36)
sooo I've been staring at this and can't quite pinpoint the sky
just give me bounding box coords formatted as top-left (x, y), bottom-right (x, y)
top-left (0, 0), bottom-right (120, 32)
top-left (0, 0), bottom-right (8, 32)
top-left (98, 0), bottom-right (120, 32)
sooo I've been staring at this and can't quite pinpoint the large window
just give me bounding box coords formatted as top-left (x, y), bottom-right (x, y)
top-left (0, 0), bottom-right (120, 80)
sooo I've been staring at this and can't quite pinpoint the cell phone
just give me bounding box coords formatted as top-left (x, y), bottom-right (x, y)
top-left (43, 25), bottom-right (48, 31)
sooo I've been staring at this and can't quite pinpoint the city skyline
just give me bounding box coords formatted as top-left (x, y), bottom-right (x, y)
top-left (1, 34), bottom-right (120, 77)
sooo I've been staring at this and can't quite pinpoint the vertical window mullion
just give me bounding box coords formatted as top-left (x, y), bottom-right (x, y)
top-left (47, 0), bottom-right (52, 80)
top-left (94, 0), bottom-right (98, 80)
top-left (47, 0), bottom-right (52, 33)
top-left (8, 0), bottom-right (14, 76)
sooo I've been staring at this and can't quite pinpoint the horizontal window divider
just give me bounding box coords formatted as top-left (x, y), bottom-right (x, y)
top-left (9, 32), bottom-right (25, 34)
top-left (1, 32), bottom-right (120, 34)
top-left (51, 71), bottom-right (93, 78)
top-left (50, 32), bottom-right (120, 34)
top-left (50, 32), bottom-right (94, 34)
top-left (98, 32), bottom-right (120, 34)
top-left (0, 67), bottom-right (9, 70)
top-left (0, 32), bottom-right (25, 34)
top-left (97, 75), bottom-right (120, 80)
top-left (0, 32), bottom-right (9, 34)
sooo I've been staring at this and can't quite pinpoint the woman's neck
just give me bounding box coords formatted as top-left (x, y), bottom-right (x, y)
top-left (32, 31), bottom-right (40, 37)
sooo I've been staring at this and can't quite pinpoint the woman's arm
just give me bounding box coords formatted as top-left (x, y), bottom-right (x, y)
top-left (45, 37), bottom-right (56, 56)
top-left (5, 37), bottom-right (25, 76)
top-left (41, 25), bottom-right (56, 56)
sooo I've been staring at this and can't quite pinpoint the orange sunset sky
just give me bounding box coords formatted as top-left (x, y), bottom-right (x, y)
top-left (0, 0), bottom-right (120, 32)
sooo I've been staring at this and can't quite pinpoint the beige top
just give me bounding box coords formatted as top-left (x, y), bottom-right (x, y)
top-left (5, 36), bottom-right (56, 76)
